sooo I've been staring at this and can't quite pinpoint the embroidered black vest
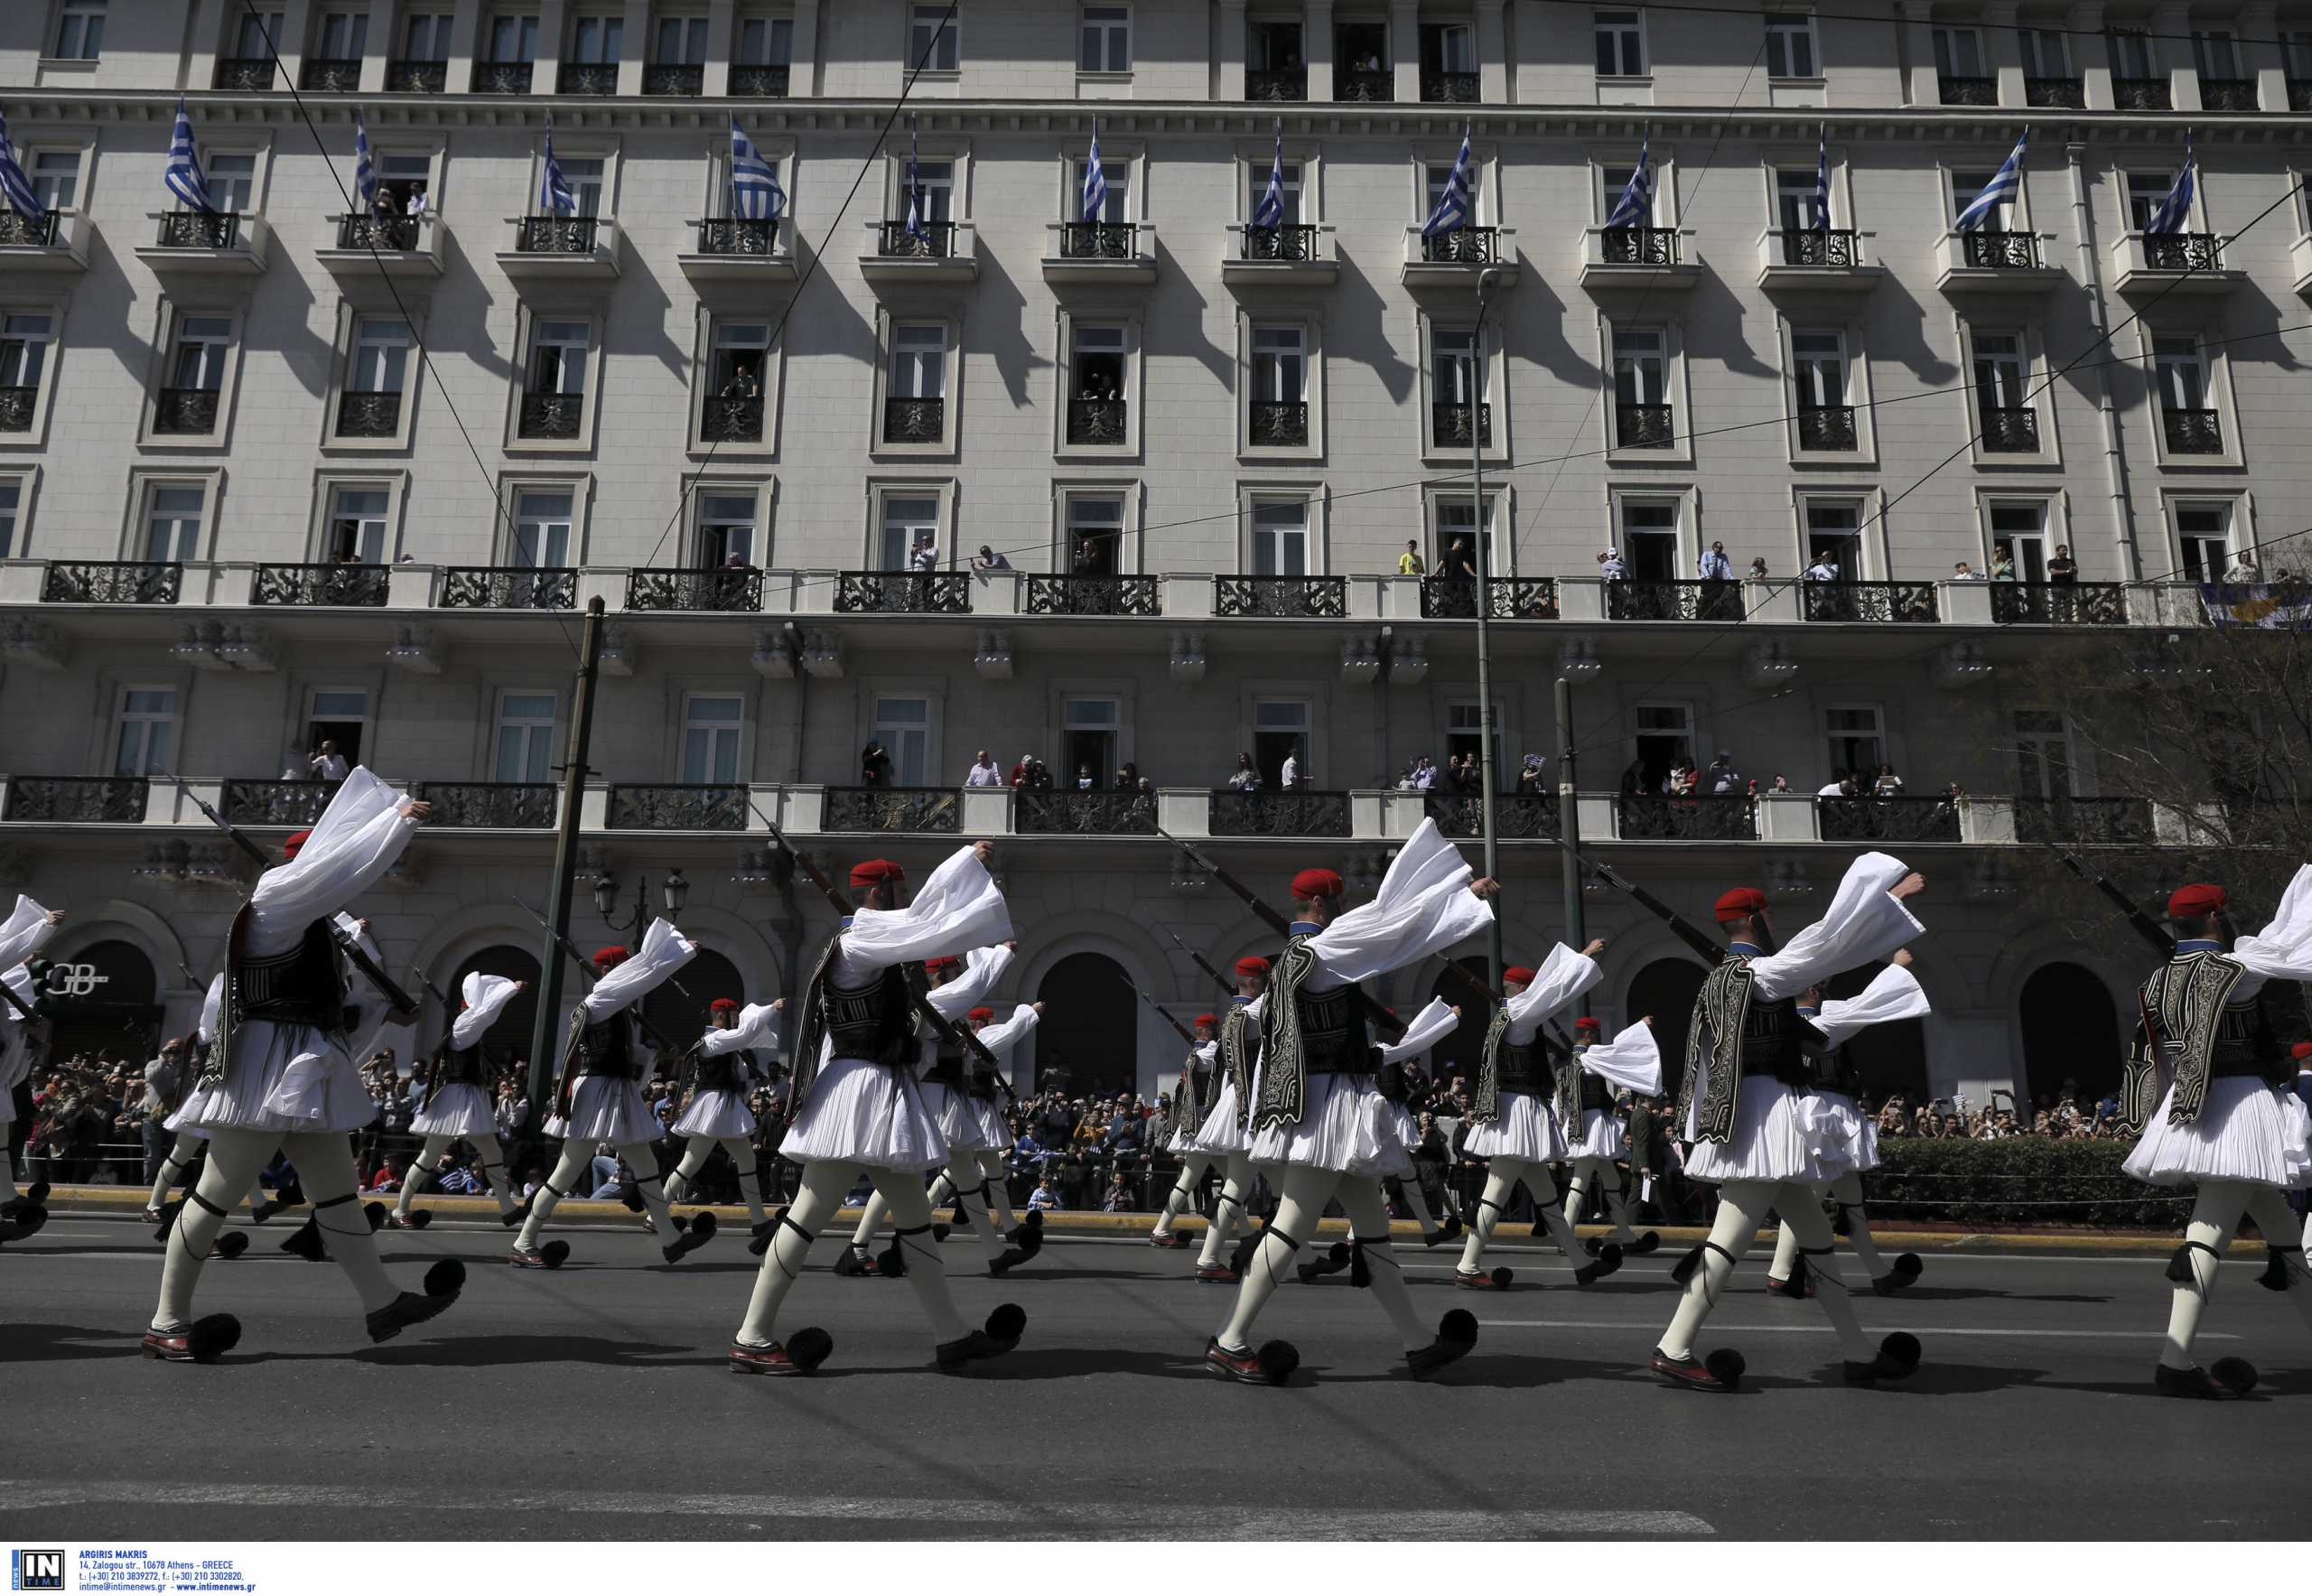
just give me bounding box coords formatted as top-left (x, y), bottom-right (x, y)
top-left (2134, 949), bottom-right (2295, 1128)
top-left (1218, 1003), bottom-right (1260, 1121)
top-left (434, 1044), bottom-right (487, 1087)
top-left (1469, 1007), bottom-right (1560, 1125)
top-left (1683, 953), bottom-right (1806, 1146)
top-left (210, 905), bottom-right (350, 1084)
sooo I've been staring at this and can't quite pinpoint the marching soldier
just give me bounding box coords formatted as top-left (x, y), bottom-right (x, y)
top-left (1187, 957), bottom-right (1269, 1284)
top-left (664, 994), bottom-right (784, 1249)
top-left (389, 971), bottom-right (529, 1230)
top-left (1151, 1013), bottom-right (1221, 1248)
top-left (0, 895), bottom-right (64, 1243)
top-left (1559, 1014), bottom-right (1665, 1259)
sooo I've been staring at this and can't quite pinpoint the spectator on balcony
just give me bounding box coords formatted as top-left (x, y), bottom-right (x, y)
top-left (860, 740), bottom-right (892, 789)
top-left (719, 365), bottom-right (760, 401)
top-left (1227, 751), bottom-right (1262, 792)
top-left (971, 543), bottom-right (1010, 573)
top-left (1127, 777), bottom-right (1158, 824)
top-left (1072, 536), bottom-right (1104, 575)
top-left (909, 532), bottom-right (937, 574)
top-left (1441, 537), bottom-right (1478, 583)
top-left (1279, 744), bottom-right (1302, 789)
top-left (1703, 751), bottom-right (1743, 797)
top-left (1075, 764), bottom-right (1095, 790)
top-left (1952, 560), bottom-right (1984, 581)
top-left (1697, 541), bottom-right (1734, 582)
top-left (2226, 549), bottom-right (2261, 582)
top-left (1397, 540), bottom-right (1426, 576)
top-left (965, 750), bottom-right (1003, 787)
top-left (1598, 548), bottom-right (1627, 581)
top-left (1516, 754), bottom-right (1544, 796)
top-left (1766, 775), bottom-right (1793, 794)
top-left (1023, 758), bottom-right (1054, 791)
top-left (1664, 759), bottom-right (1698, 798)
top-left (2047, 545), bottom-right (2078, 585)
top-left (308, 741), bottom-right (350, 782)
top-left (1408, 756), bottom-right (1437, 792)
top-left (1802, 552), bottom-right (1840, 583)
top-left (1990, 544), bottom-right (2018, 582)
top-left (405, 183), bottom-right (429, 217)
top-left (368, 189), bottom-right (396, 224)
top-left (1748, 556), bottom-right (1769, 580)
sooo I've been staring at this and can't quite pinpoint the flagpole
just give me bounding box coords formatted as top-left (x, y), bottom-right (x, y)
top-left (1472, 266), bottom-right (1505, 994)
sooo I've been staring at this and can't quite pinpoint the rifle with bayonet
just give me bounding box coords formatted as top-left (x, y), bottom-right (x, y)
top-left (1151, 918), bottom-right (1242, 1002)
top-left (2046, 845), bottom-right (2177, 957)
top-left (511, 893), bottom-right (701, 1118)
top-left (1122, 975), bottom-right (1211, 1131)
top-left (1590, 859), bottom-right (1724, 964)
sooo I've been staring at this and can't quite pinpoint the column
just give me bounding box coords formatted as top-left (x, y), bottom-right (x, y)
top-left (278, 0), bottom-right (315, 84)
top-left (704, 0), bottom-right (734, 97)
top-left (2153, 2), bottom-right (2198, 111)
top-left (1893, 2), bottom-right (1937, 107)
top-left (1984, 2), bottom-right (2024, 106)
top-left (361, 0), bottom-right (396, 92)
top-left (537, 0), bottom-right (571, 97)
top-left (619, 0), bottom-right (651, 95)
top-left (446, 0), bottom-right (482, 91)
top-left (2240, 5), bottom-right (2285, 110)
top-left (188, 0), bottom-right (228, 91)
top-left (1391, 0), bottom-right (1420, 104)
top-left (2069, 3), bottom-right (2112, 110)
top-left (1477, 0), bottom-right (1508, 103)
top-left (1308, 0), bottom-right (1335, 102)
top-left (790, 0), bottom-right (820, 96)
top-left (1218, 0), bottom-right (1247, 100)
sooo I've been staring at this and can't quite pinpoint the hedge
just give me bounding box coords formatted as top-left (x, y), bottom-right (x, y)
top-left (1855, 1137), bottom-right (2195, 1230)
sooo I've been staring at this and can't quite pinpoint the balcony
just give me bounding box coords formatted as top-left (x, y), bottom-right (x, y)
top-left (40, 562), bottom-right (182, 606)
top-left (1619, 795), bottom-right (1757, 841)
top-left (496, 215), bottom-right (620, 280)
top-left (1418, 576), bottom-right (1559, 621)
top-left (1980, 407), bottom-right (2040, 453)
top-left (135, 211), bottom-right (269, 276)
top-left (824, 786), bottom-right (960, 834)
top-left (625, 568), bottom-right (763, 612)
top-left (517, 391), bottom-right (584, 440)
top-left (834, 572), bottom-right (972, 614)
top-left (1017, 789), bottom-right (1159, 835)
top-left (333, 390), bottom-right (402, 439)
top-left (299, 57), bottom-right (363, 92)
top-left (1214, 576), bottom-right (1346, 619)
top-left (2, 778), bottom-right (147, 825)
top-left (1024, 575), bottom-right (1161, 617)
top-left (1422, 70), bottom-right (1480, 103)
top-left (2160, 406), bottom-right (2223, 455)
top-left (2014, 796), bottom-right (2153, 845)
top-left (1757, 229), bottom-right (1881, 293)
top-left (315, 212), bottom-right (443, 283)
top-left (862, 219), bottom-right (977, 285)
top-left (881, 397), bottom-right (944, 444)
top-left (413, 781), bottom-right (557, 828)
top-left (1580, 227), bottom-right (1699, 291)
top-left (1401, 225), bottom-right (1519, 289)
top-left (1248, 401), bottom-right (1310, 447)
top-left (556, 62), bottom-right (620, 96)
top-left (1613, 403), bottom-right (1676, 450)
top-left (2025, 76), bottom-right (2084, 108)
top-left (643, 63), bottom-right (705, 97)
top-left (2112, 77), bottom-right (2170, 110)
top-left (386, 59), bottom-right (449, 92)
top-left (1425, 792), bottom-right (1557, 839)
top-left (1042, 221), bottom-right (1157, 285)
top-left (679, 217), bottom-right (794, 285)
top-left (607, 784), bottom-right (749, 831)
top-left (152, 388), bottom-right (221, 436)
top-left (1796, 405), bottom-right (1859, 452)
top-left (1225, 223), bottom-right (1338, 287)
top-left (1990, 582), bottom-right (2128, 625)
top-left (1066, 397), bottom-right (1128, 445)
top-left (2294, 79), bottom-right (2312, 112)
top-left (2112, 232), bottom-right (2241, 299)
top-left (252, 563), bottom-right (390, 607)
top-left (1938, 75), bottom-right (1998, 106)
top-left (1209, 789), bottom-right (1349, 837)
top-left (701, 395), bottom-right (764, 443)
top-left (471, 60), bottom-right (533, 93)
top-left (1246, 69), bottom-right (1308, 101)
top-left (1336, 70), bottom-right (1393, 102)
top-left (1431, 402), bottom-right (1491, 448)
top-left (0, 207), bottom-right (89, 272)
top-left (0, 387), bottom-right (33, 432)
top-left (213, 57), bottom-right (275, 90)
top-left (2199, 78), bottom-right (2259, 112)
top-left (1607, 579), bottom-right (1745, 621)
top-left (729, 63), bottom-right (791, 97)
top-left (438, 567), bottom-right (576, 610)
top-left (1935, 229), bottom-right (2065, 296)
top-left (223, 779), bottom-right (338, 826)
top-left (1800, 581), bottom-right (1939, 623)
top-left (1816, 796), bottom-right (1962, 845)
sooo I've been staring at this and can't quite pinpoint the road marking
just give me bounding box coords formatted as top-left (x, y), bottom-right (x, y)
top-left (1474, 1319), bottom-right (2237, 1339)
top-left (0, 1482), bottom-right (1710, 1537)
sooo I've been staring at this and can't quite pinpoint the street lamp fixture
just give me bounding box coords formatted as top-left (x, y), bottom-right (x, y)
top-left (592, 867), bottom-right (691, 934)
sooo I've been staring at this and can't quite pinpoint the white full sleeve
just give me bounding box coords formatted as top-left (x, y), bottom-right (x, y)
top-left (975, 1003), bottom-right (1040, 1055)
top-left (2227, 864), bottom-right (2312, 996)
top-left (1379, 996), bottom-right (1461, 1064)
top-left (0, 895), bottom-right (60, 973)
top-left (247, 771), bottom-right (418, 955)
top-left (928, 943), bottom-right (1013, 1020)
top-left (450, 973), bottom-right (522, 1050)
top-left (834, 845), bottom-right (1012, 982)
top-left (1506, 943), bottom-right (1603, 1029)
top-left (1303, 823), bottom-right (1493, 988)
top-left (1808, 964), bottom-right (1931, 1050)
top-left (1748, 851), bottom-right (1924, 1002)
top-left (699, 1002), bottom-right (781, 1057)
top-left (1580, 1020), bottom-right (1664, 1095)
top-left (580, 916), bottom-right (698, 1020)
top-left (197, 974), bottom-right (226, 1047)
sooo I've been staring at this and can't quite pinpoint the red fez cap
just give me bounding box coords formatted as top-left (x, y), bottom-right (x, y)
top-left (2293, 1041), bottom-right (2312, 1061)
top-left (1291, 868), bottom-right (1345, 901)
top-left (2167, 882), bottom-right (2227, 919)
top-left (1195, 1013), bottom-right (1217, 1029)
top-left (1715, 887), bottom-right (1768, 922)
top-left (1235, 956), bottom-right (1271, 977)
top-left (968, 1005), bottom-right (995, 1023)
top-left (282, 828), bottom-right (313, 861)
top-left (1574, 1017), bottom-right (1602, 1033)
top-left (924, 956), bottom-right (960, 974)
top-left (1503, 965), bottom-right (1536, 986)
top-left (592, 946), bottom-right (629, 970)
top-left (849, 859), bottom-right (905, 889)
top-left (708, 997), bottom-right (740, 1013)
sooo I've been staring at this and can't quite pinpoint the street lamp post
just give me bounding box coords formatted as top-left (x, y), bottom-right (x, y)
top-left (1471, 267), bottom-right (1506, 993)
top-left (592, 868), bottom-right (691, 936)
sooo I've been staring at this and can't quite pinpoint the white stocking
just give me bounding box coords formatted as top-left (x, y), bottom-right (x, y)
top-left (872, 1165), bottom-right (971, 1343)
top-left (738, 1161), bottom-right (854, 1347)
top-left (1659, 1181), bottom-right (1774, 1360)
top-left (665, 1136), bottom-right (714, 1204)
top-left (1455, 1169), bottom-right (1520, 1274)
top-left (947, 1161), bottom-right (1007, 1270)
top-left (1155, 1155), bottom-right (1213, 1235)
top-left (1396, 1172), bottom-right (1437, 1234)
top-left (1776, 1181), bottom-right (1876, 1362)
top-left (153, 1131), bottom-right (272, 1330)
top-left (287, 1130), bottom-right (398, 1316)
top-left (1196, 1153), bottom-right (1254, 1268)
top-left (1827, 1170), bottom-right (1888, 1277)
top-left (2160, 1182), bottom-right (2251, 1370)
top-left (724, 1138), bottom-right (769, 1226)
top-left (514, 1140), bottom-right (593, 1250)
top-left (1218, 1165), bottom-right (1340, 1350)
top-left (849, 1189), bottom-right (890, 1252)
top-left (1524, 1164), bottom-right (1586, 1261)
top-left (2243, 1187), bottom-right (2312, 1339)
top-left (1338, 1177), bottom-right (1429, 1351)
top-left (614, 1141), bottom-right (675, 1237)
top-left (148, 1131), bottom-right (207, 1210)
top-left (1599, 1164), bottom-right (1642, 1244)
top-left (976, 1151), bottom-right (1018, 1234)
top-left (1768, 1192), bottom-right (1814, 1283)
top-left (395, 1134), bottom-right (455, 1218)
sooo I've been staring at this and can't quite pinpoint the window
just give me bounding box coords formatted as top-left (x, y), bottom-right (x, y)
top-left (1617, 499), bottom-right (1681, 579)
top-left (1249, 499), bottom-right (1309, 575)
top-left (1068, 323), bottom-right (1124, 402)
top-left (2175, 502), bottom-right (2232, 582)
top-left (1251, 22), bottom-right (1302, 72)
top-left (2126, 171), bottom-right (2180, 232)
top-left (1066, 494), bottom-right (1123, 574)
top-left (1425, 22), bottom-right (1476, 73)
top-left (1063, 697), bottom-right (1121, 789)
top-left (1989, 501), bottom-right (2049, 581)
top-left (1251, 325), bottom-right (1306, 402)
top-left (872, 695), bottom-right (933, 786)
top-left (53, 0), bottom-right (106, 60)
top-left (0, 313), bottom-right (54, 394)
top-left (1590, 11), bottom-right (1645, 75)
top-left (655, 14), bottom-right (707, 62)
top-left (232, 9), bottom-right (284, 58)
top-left (2013, 708), bottom-right (2074, 798)
top-left (739, 14), bottom-right (794, 64)
top-left (307, 688), bottom-right (370, 764)
top-left (2153, 333), bottom-right (2208, 412)
top-left (0, 478), bottom-right (20, 558)
top-left (530, 321), bottom-right (590, 396)
top-left (487, 12), bottom-right (540, 61)
top-left (325, 486), bottom-right (390, 563)
top-left (204, 154), bottom-right (257, 215)
top-left (879, 495), bottom-right (940, 569)
top-left (1764, 12), bottom-right (1816, 78)
top-left (2288, 31), bottom-right (2312, 84)
top-left (1252, 162), bottom-right (1302, 225)
top-left (906, 159), bottom-right (955, 223)
top-left (1791, 330), bottom-right (1846, 408)
top-left (1952, 167), bottom-right (2010, 229)
top-left (2112, 29), bottom-right (2157, 79)
top-left (1077, 157), bottom-right (1128, 222)
top-left (2018, 27), bottom-right (2070, 78)
top-left (910, 5), bottom-right (959, 70)
top-left (404, 12), bottom-right (453, 61)
top-left (1081, 5), bottom-right (1130, 71)
top-left (1599, 162), bottom-right (1654, 225)
top-left (1804, 500), bottom-right (1862, 572)
top-left (1611, 327), bottom-right (1667, 445)
top-left (1632, 703), bottom-right (1692, 790)
top-left (29, 151), bottom-right (80, 211)
top-left (1775, 167), bottom-right (1825, 232)
top-left (1435, 493), bottom-right (1496, 574)
top-left (168, 315), bottom-right (233, 391)
top-left (1253, 699), bottom-right (1310, 788)
top-left (1932, 26), bottom-right (1984, 79)
top-left (1972, 330), bottom-right (2030, 421)
top-left (375, 153), bottom-right (431, 213)
top-left (681, 694), bottom-right (743, 784)
top-left (709, 322), bottom-right (769, 396)
top-left (144, 485), bottom-right (205, 563)
top-left (494, 692), bottom-right (557, 783)
top-left (1824, 705), bottom-right (1883, 780)
top-left (113, 688), bottom-right (177, 777)
top-left (569, 11), bottom-right (624, 62)
top-left (2192, 30), bottom-right (2239, 80)
top-left (1446, 701), bottom-right (1504, 787)
top-left (350, 319), bottom-right (410, 396)
top-left (557, 156), bottom-right (606, 217)
top-left (1425, 162), bottom-right (1475, 224)
top-left (1432, 328), bottom-right (1479, 406)
top-left (315, 9), bottom-right (369, 58)
top-left (699, 492), bottom-right (758, 566)
top-left (513, 489), bottom-right (573, 565)
top-left (890, 322), bottom-right (946, 400)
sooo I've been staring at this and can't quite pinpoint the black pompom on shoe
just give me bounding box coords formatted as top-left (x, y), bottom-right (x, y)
top-left (1574, 1241), bottom-right (1625, 1286)
top-left (0, 1206), bottom-right (49, 1245)
top-left (1627, 1231), bottom-right (1662, 1255)
top-left (500, 1193), bottom-right (535, 1229)
top-left (936, 1302), bottom-right (1027, 1370)
top-left (2155, 1360), bottom-right (2255, 1399)
top-left (1870, 1253), bottom-right (1924, 1296)
top-left (1006, 1209), bottom-right (1044, 1246)
top-left (1228, 1225), bottom-right (1266, 1278)
top-left (1406, 1308), bottom-right (1480, 1378)
top-left (0, 1181), bottom-right (50, 1220)
top-left (875, 1237), bottom-right (909, 1278)
top-left (366, 1258), bottom-right (467, 1344)
top-left (143, 1313), bottom-right (244, 1364)
top-left (748, 1216), bottom-right (779, 1257)
top-left (1843, 1331), bottom-right (1924, 1386)
top-left (662, 1209), bottom-right (717, 1264)
top-left (248, 1181), bottom-right (304, 1223)
top-left (1422, 1216), bottom-right (1463, 1247)
top-left (787, 1325), bottom-right (835, 1373)
top-left (832, 1246), bottom-right (873, 1278)
top-left (364, 1201), bottom-right (387, 1232)
top-left (405, 1209), bottom-right (433, 1230)
top-left (210, 1230), bottom-right (248, 1261)
top-left (990, 1226), bottom-right (1042, 1276)
top-left (2211, 1356), bottom-right (2260, 1395)
top-left (1296, 1241), bottom-right (1351, 1284)
top-left (279, 1215), bottom-right (328, 1263)
top-left (151, 1199), bottom-right (186, 1243)
top-left (508, 1239), bottom-right (571, 1269)
top-left (1453, 1265), bottom-right (1513, 1290)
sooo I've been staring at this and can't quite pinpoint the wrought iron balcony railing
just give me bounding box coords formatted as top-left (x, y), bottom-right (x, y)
top-left (335, 390), bottom-right (402, 438)
top-left (1418, 576), bottom-right (1560, 621)
top-left (1614, 402), bottom-right (1675, 449)
top-left (2142, 232), bottom-right (2222, 271)
top-left (729, 63), bottom-right (790, 96)
top-left (213, 58), bottom-right (275, 90)
top-left (696, 217), bottom-right (780, 256)
top-left (1800, 581), bottom-right (1941, 623)
top-left (1422, 70), bottom-right (1480, 102)
top-left (1242, 223), bottom-right (1319, 262)
top-left (518, 391), bottom-right (583, 439)
top-left (386, 59), bottom-right (449, 92)
top-left (338, 212), bottom-right (420, 251)
top-left (252, 563), bottom-right (390, 607)
top-left (1989, 582), bottom-right (2129, 625)
top-left (1797, 404), bottom-right (1859, 451)
top-left (1336, 70), bottom-right (1393, 102)
top-left (1246, 69), bottom-right (1308, 101)
top-left (1937, 75), bottom-right (1998, 105)
top-left (1426, 792), bottom-right (1558, 839)
top-left (824, 786), bottom-right (961, 833)
top-left (1059, 221), bottom-right (1138, 258)
top-left (471, 60), bottom-right (533, 93)
top-left (1780, 229), bottom-right (1859, 266)
top-left (1601, 227), bottom-right (1679, 264)
top-left (1024, 574), bottom-right (1161, 616)
top-left (153, 387), bottom-right (221, 434)
top-left (438, 567), bottom-right (576, 610)
top-left (607, 784), bottom-right (749, 830)
top-left (40, 562), bottom-right (182, 605)
top-left (1208, 789), bottom-right (1350, 836)
top-left (834, 572), bottom-right (971, 613)
top-left (2199, 78), bottom-right (2259, 111)
top-left (2293, 78), bottom-right (2312, 112)
top-left (515, 215), bottom-right (599, 254)
top-left (877, 219), bottom-right (956, 257)
top-left (1017, 790), bottom-right (1160, 835)
top-left (1213, 575), bottom-right (1347, 619)
top-left (2013, 796), bottom-right (2154, 845)
top-left (2112, 76), bottom-right (2171, 110)
top-left (1606, 579), bottom-right (1745, 622)
top-left (300, 57), bottom-right (363, 92)
top-left (2161, 406), bottom-right (2223, 454)
top-left (1817, 796), bottom-right (1964, 844)
top-left (700, 395), bottom-right (764, 443)
top-left (644, 63), bottom-right (705, 96)
top-left (625, 568), bottom-right (763, 611)
top-left (1431, 401), bottom-right (1490, 447)
top-left (157, 211), bottom-right (242, 249)
top-left (556, 61), bottom-right (620, 95)
top-left (1980, 406), bottom-right (2040, 453)
top-left (881, 397), bottom-right (944, 443)
top-left (1618, 795), bottom-right (1757, 841)
top-left (0, 387), bottom-right (33, 432)
top-left (413, 782), bottom-right (558, 828)
top-left (2025, 76), bottom-right (2084, 107)
top-left (1419, 226), bottom-right (1499, 265)
top-left (223, 779), bottom-right (339, 826)
top-left (1962, 229), bottom-right (2043, 268)
top-left (0, 208), bottom-right (61, 247)
top-left (1249, 400), bottom-right (1310, 446)
top-left (1067, 397), bottom-right (1128, 444)
top-left (3, 777), bottom-right (148, 824)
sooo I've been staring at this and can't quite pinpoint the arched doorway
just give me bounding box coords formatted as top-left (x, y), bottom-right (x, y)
top-left (2019, 962), bottom-right (2124, 1111)
top-left (1427, 956), bottom-right (1496, 1092)
top-left (643, 947), bottom-right (746, 1057)
top-left (1627, 956), bottom-right (1710, 1103)
top-left (41, 938), bottom-right (162, 1065)
top-left (449, 945), bottom-right (544, 1072)
top-left (1823, 961), bottom-right (1929, 1107)
top-left (1036, 951), bottom-right (1136, 1097)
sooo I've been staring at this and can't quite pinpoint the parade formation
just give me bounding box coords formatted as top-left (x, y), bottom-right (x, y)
top-left (4, 763), bottom-right (2309, 1400)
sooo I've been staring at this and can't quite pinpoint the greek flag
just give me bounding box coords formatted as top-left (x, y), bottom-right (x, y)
top-left (0, 107), bottom-right (42, 220)
top-left (1811, 126), bottom-right (1831, 230)
top-left (353, 113), bottom-right (377, 210)
top-left (538, 117), bottom-right (574, 215)
top-left (164, 98), bottom-right (217, 214)
top-left (1252, 121), bottom-right (1285, 228)
top-left (1604, 135), bottom-right (1651, 230)
top-left (904, 115), bottom-right (925, 238)
top-left (729, 117), bottom-right (784, 221)
top-left (1081, 122), bottom-right (1107, 221)
top-left (2145, 133), bottom-right (2196, 236)
top-left (1953, 129), bottom-right (2027, 233)
top-left (1421, 123), bottom-right (1476, 237)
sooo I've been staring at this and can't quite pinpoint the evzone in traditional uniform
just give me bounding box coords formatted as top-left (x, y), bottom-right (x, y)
top-left (1650, 854), bottom-right (1928, 1393)
top-left (2122, 876), bottom-right (2312, 1399)
top-left (729, 847), bottom-right (1027, 1376)
top-left (663, 995), bottom-right (784, 1251)
top-left (388, 972), bottom-right (530, 1230)
top-left (143, 771), bottom-right (465, 1362)
top-left (1150, 1013), bottom-right (1224, 1249)
top-left (956, 996), bottom-right (1043, 1252)
top-left (0, 895), bottom-right (65, 1244)
top-left (511, 918), bottom-right (714, 1269)
top-left (142, 976), bottom-right (252, 1261)
top-left (1764, 950), bottom-right (1930, 1296)
top-left (1452, 940), bottom-right (1627, 1291)
top-left (834, 942), bottom-right (1040, 1277)
top-left (1179, 959), bottom-right (1269, 1284)
top-left (1205, 820), bottom-right (1499, 1386)
top-left (1556, 1014), bottom-right (1666, 1261)
top-left (1372, 997), bottom-right (1468, 1249)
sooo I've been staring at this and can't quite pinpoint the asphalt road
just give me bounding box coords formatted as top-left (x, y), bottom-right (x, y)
top-left (3, 1213), bottom-right (2307, 1540)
